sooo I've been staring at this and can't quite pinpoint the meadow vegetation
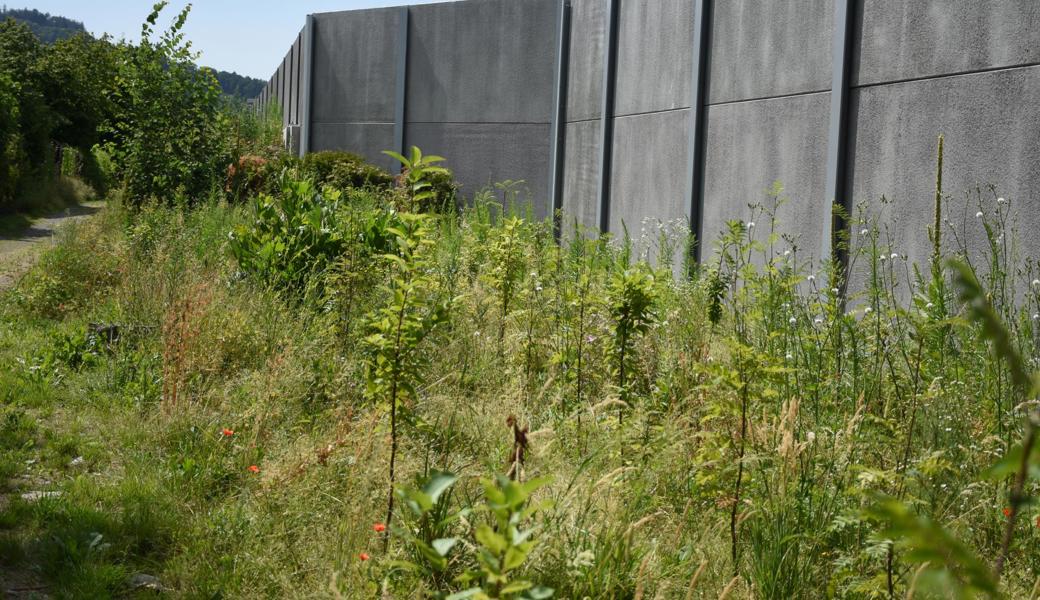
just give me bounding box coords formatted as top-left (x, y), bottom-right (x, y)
top-left (2, 5), bottom-right (1040, 600)
top-left (2, 124), bottom-right (1040, 599)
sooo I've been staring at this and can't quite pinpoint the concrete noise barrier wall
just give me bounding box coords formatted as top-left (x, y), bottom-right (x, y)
top-left (256, 0), bottom-right (1040, 276)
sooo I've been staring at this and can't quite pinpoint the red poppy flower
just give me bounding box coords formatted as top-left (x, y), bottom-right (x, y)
top-left (248, 465), bottom-right (260, 473)
top-left (359, 552), bottom-right (370, 561)
top-left (373, 523), bottom-right (386, 533)
top-left (222, 428), bottom-right (234, 437)
top-left (1003, 507), bottom-right (1012, 518)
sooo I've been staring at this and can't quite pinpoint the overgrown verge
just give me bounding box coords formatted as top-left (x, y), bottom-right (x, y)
top-left (1, 141), bottom-right (1039, 598)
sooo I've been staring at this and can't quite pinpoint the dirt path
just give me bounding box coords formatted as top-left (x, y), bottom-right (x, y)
top-left (0, 201), bottom-right (104, 290)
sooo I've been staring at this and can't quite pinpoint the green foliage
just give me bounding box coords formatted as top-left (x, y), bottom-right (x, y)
top-left (606, 263), bottom-right (657, 410)
top-left (453, 476), bottom-right (553, 600)
top-left (302, 150), bottom-right (394, 192)
top-left (107, 2), bottom-right (228, 203)
top-left (363, 213), bottom-right (452, 536)
top-left (228, 177), bottom-right (348, 292)
top-left (389, 473), bottom-right (553, 600)
top-left (385, 146), bottom-right (457, 211)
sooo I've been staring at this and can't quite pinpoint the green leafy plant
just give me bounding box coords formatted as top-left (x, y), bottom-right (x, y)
top-left (384, 146), bottom-right (456, 211)
top-left (606, 263), bottom-right (657, 419)
top-left (302, 150), bottom-right (393, 192)
top-left (452, 476), bottom-right (554, 600)
top-left (363, 214), bottom-right (451, 545)
top-left (228, 176), bottom-right (348, 292)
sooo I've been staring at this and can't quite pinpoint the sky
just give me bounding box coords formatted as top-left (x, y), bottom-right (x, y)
top-left (15, 1), bottom-right (445, 79)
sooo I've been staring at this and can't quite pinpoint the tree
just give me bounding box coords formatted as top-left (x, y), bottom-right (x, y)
top-left (106, 2), bottom-right (229, 203)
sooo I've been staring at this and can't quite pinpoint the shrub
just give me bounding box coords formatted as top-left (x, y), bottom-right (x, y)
top-left (228, 177), bottom-right (348, 292)
top-left (301, 150), bottom-right (392, 192)
top-left (108, 3), bottom-right (229, 204)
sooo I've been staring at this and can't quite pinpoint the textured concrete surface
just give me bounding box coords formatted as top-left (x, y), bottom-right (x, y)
top-left (614, 0), bottom-right (692, 115)
top-left (260, 0), bottom-right (1040, 280)
top-left (406, 122), bottom-right (552, 217)
top-left (561, 119), bottom-right (602, 231)
top-left (311, 9), bottom-right (399, 124)
top-left (707, 0), bottom-right (833, 104)
top-left (566, 0), bottom-right (607, 122)
top-left (310, 123), bottom-right (397, 172)
top-left (702, 92), bottom-right (831, 261)
top-left (281, 53), bottom-right (291, 127)
top-left (608, 110), bottom-right (690, 237)
top-left (853, 0), bottom-right (1040, 86)
top-left (406, 0), bottom-right (557, 124)
top-left (290, 34), bottom-right (301, 124)
top-left (846, 65), bottom-right (1040, 284)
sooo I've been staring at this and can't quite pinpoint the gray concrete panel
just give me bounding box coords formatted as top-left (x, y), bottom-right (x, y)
top-left (311, 8), bottom-right (400, 124)
top-left (290, 34), bottom-right (301, 125)
top-left (566, 0), bottom-right (608, 122)
top-left (405, 122), bottom-right (552, 217)
top-left (614, 0), bottom-right (693, 116)
top-left (310, 123), bottom-right (397, 172)
top-left (561, 119), bottom-right (601, 231)
top-left (406, 0), bottom-right (557, 124)
top-left (853, 0), bottom-right (1040, 87)
top-left (846, 65), bottom-right (1040, 283)
top-left (281, 53), bottom-right (291, 127)
top-left (608, 110), bottom-right (690, 238)
top-left (707, 0), bottom-right (833, 104)
top-left (702, 92), bottom-right (831, 261)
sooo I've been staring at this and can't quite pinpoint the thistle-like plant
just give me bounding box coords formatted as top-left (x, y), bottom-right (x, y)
top-left (363, 213), bottom-right (451, 547)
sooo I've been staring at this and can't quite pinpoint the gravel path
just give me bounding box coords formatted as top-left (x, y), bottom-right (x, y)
top-left (0, 201), bottom-right (104, 290)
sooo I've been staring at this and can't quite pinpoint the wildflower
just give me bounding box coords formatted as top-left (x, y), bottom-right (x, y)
top-left (864, 307), bottom-right (873, 315)
top-left (1003, 507), bottom-right (1012, 518)
top-left (806, 431), bottom-right (816, 443)
top-left (248, 465), bottom-right (260, 473)
top-left (783, 249), bottom-right (791, 257)
top-left (831, 288), bottom-right (839, 295)
top-left (890, 253), bottom-right (899, 260)
top-left (813, 317), bottom-right (823, 325)
top-left (373, 523), bottom-right (386, 533)
top-left (860, 229), bottom-right (869, 236)
top-left (1033, 314), bottom-right (1039, 321)
top-left (785, 353), bottom-right (793, 360)
top-left (1032, 279), bottom-right (1040, 288)
top-left (788, 317), bottom-right (796, 325)
top-left (997, 197), bottom-right (1007, 205)
top-left (359, 552), bottom-right (370, 561)
top-left (806, 275), bottom-right (815, 283)
top-left (926, 302), bottom-right (934, 309)
top-left (746, 221), bottom-right (755, 229)
top-left (975, 211), bottom-right (984, 219)
top-left (221, 428), bottom-right (234, 437)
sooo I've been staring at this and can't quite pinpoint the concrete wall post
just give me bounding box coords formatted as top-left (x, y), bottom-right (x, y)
top-left (299, 14), bottom-right (315, 157)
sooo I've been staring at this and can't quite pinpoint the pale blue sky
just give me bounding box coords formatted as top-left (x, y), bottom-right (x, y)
top-left (16, 1), bottom-right (445, 79)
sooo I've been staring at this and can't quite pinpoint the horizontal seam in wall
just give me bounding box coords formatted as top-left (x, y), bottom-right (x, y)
top-left (614, 106), bottom-right (690, 119)
top-left (705, 88), bottom-right (830, 108)
top-left (852, 60), bottom-right (1040, 90)
top-left (312, 121), bottom-right (394, 126)
top-left (405, 121), bottom-right (550, 126)
top-left (565, 106), bottom-right (690, 124)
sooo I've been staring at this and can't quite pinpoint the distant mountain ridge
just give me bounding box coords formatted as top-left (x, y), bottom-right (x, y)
top-left (0, 6), bottom-right (264, 100)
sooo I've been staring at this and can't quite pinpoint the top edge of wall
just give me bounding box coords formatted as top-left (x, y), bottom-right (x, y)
top-left (311, 0), bottom-right (530, 19)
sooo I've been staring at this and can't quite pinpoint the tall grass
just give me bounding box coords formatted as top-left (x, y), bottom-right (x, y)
top-left (1, 157), bottom-right (1038, 598)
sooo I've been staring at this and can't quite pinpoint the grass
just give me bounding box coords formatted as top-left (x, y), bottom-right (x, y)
top-left (0, 175), bottom-right (98, 237)
top-left (0, 167), bottom-right (1038, 599)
